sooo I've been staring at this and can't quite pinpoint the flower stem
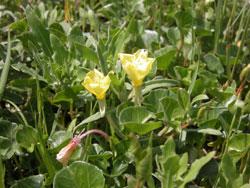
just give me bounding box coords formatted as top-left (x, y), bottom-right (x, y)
top-left (79, 129), bottom-right (109, 140)
top-left (98, 99), bottom-right (106, 116)
top-left (134, 86), bottom-right (142, 106)
top-left (0, 31), bottom-right (11, 101)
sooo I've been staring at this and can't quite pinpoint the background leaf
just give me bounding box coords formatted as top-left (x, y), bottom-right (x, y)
top-left (16, 125), bottom-right (38, 153)
top-left (11, 175), bottom-right (44, 188)
top-left (180, 151), bottom-right (215, 187)
top-left (26, 7), bottom-right (52, 57)
top-left (53, 161), bottom-right (105, 188)
top-left (124, 122), bottom-right (162, 135)
top-left (119, 106), bottom-right (153, 124)
top-left (204, 54), bottom-right (224, 75)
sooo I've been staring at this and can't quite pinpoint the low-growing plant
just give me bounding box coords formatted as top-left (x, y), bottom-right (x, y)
top-left (0, 0), bottom-right (250, 188)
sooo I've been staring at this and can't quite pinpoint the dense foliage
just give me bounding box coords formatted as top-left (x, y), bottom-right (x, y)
top-left (0, 0), bottom-right (250, 187)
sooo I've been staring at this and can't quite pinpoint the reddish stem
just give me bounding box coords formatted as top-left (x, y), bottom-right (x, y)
top-left (235, 81), bottom-right (245, 96)
top-left (79, 129), bottom-right (109, 140)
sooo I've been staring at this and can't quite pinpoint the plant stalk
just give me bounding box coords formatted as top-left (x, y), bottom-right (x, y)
top-left (134, 86), bottom-right (142, 106)
top-left (98, 99), bottom-right (106, 117)
top-left (0, 31), bottom-right (11, 101)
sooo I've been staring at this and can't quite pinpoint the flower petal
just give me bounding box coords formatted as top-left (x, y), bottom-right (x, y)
top-left (82, 69), bottom-right (111, 100)
top-left (119, 50), bottom-right (155, 86)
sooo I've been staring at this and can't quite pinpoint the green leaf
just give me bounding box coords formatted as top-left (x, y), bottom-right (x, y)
top-left (50, 34), bottom-right (68, 65)
top-left (0, 137), bottom-right (11, 158)
top-left (68, 25), bottom-right (86, 45)
top-left (156, 50), bottom-right (176, 70)
top-left (191, 94), bottom-right (209, 104)
top-left (160, 137), bottom-right (176, 159)
top-left (0, 120), bottom-right (17, 159)
top-left (9, 78), bottom-right (37, 90)
top-left (16, 125), bottom-right (38, 153)
top-left (11, 175), bottom-right (44, 188)
top-left (177, 153), bottom-right (188, 178)
top-left (53, 161), bottom-right (105, 188)
top-left (142, 79), bottom-right (180, 95)
top-left (53, 85), bottom-right (82, 104)
top-left (26, 7), bottom-right (52, 57)
top-left (180, 151), bottom-right (215, 187)
top-left (88, 144), bottom-right (112, 160)
top-left (0, 157), bottom-right (5, 188)
top-left (160, 96), bottom-right (185, 122)
top-left (53, 89), bottom-right (74, 104)
top-left (177, 88), bottom-right (190, 112)
top-left (0, 120), bottom-right (15, 138)
top-left (136, 145), bottom-right (153, 182)
top-left (11, 63), bottom-right (46, 82)
top-left (204, 54), bottom-right (224, 74)
top-left (228, 133), bottom-right (250, 152)
top-left (167, 27), bottom-right (180, 45)
top-left (161, 155), bottom-right (180, 188)
top-left (221, 154), bottom-right (243, 188)
top-left (241, 184), bottom-right (250, 188)
top-left (108, 29), bottom-right (130, 65)
top-left (175, 11), bottom-right (193, 28)
top-left (186, 128), bottom-right (223, 136)
top-left (188, 61), bottom-right (199, 95)
top-left (81, 46), bottom-right (99, 64)
top-left (9, 19), bottom-right (28, 32)
top-left (143, 89), bottom-right (168, 113)
top-left (198, 128), bottom-right (223, 136)
top-left (48, 131), bottom-right (72, 151)
top-left (119, 106), bottom-right (153, 124)
top-left (109, 74), bottom-right (123, 88)
top-left (124, 122), bottom-right (162, 135)
top-left (74, 112), bottom-right (103, 131)
top-left (221, 154), bottom-right (237, 183)
top-left (195, 27), bottom-right (213, 37)
top-left (48, 8), bottom-right (58, 26)
top-left (110, 157), bottom-right (129, 177)
top-left (97, 46), bottom-right (108, 74)
top-left (49, 23), bottom-right (67, 43)
top-left (157, 137), bottom-right (179, 188)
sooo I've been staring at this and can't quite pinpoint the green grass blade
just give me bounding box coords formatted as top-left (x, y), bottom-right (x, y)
top-left (0, 31), bottom-right (11, 100)
top-left (0, 157), bottom-right (5, 188)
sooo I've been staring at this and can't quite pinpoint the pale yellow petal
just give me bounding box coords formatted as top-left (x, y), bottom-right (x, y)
top-left (82, 69), bottom-right (111, 100)
top-left (119, 50), bottom-right (155, 87)
top-left (118, 53), bottom-right (134, 66)
top-left (134, 49), bottom-right (148, 59)
top-left (123, 63), bottom-right (143, 87)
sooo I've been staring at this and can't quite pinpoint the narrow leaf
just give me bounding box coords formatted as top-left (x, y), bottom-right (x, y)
top-left (181, 151), bottom-right (215, 187)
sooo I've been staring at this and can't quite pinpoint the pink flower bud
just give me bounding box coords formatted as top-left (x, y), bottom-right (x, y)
top-left (56, 136), bottom-right (81, 166)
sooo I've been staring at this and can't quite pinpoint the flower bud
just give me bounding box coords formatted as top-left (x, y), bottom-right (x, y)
top-left (56, 136), bottom-right (81, 166)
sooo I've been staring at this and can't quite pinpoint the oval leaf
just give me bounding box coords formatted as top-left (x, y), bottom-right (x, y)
top-left (16, 125), bottom-right (38, 153)
top-left (11, 175), bottom-right (44, 188)
top-left (228, 133), bottom-right (250, 152)
top-left (53, 161), bottom-right (105, 188)
top-left (124, 122), bottom-right (162, 135)
top-left (119, 106), bottom-right (153, 124)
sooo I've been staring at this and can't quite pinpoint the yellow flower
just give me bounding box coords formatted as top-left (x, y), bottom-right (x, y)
top-left (118, 49), bottom-right (155, 87)
top-left (82, 69), bottom-right (111, 100)
top-left (56, 136), bottom-right (81, 166)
